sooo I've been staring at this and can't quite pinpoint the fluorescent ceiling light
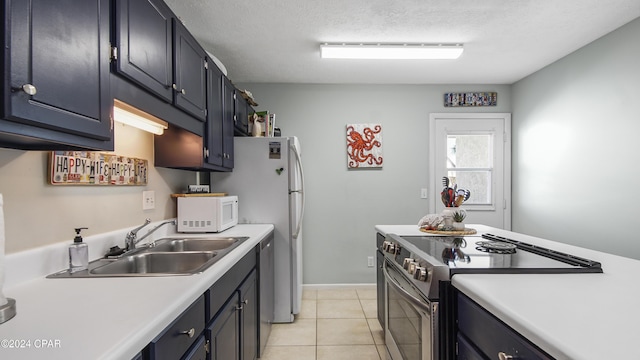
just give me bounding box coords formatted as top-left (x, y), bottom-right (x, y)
top-left (320, 43), bottom-right (464, 60)
top-left (113, 99), bottom-right (168, 135)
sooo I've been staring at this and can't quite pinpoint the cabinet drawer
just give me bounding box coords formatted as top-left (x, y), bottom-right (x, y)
top-left (208, 248), bottom-right (256, 321)
top-left (457, 294), bottom-right (553, 360)
top-left (457, 333), bottom-right (488, 360)
top-left (148, 295), bottom-right (205, 360)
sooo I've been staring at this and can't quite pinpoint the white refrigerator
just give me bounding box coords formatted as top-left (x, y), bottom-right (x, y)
top-left (210, 136), bottom-right (305, 323)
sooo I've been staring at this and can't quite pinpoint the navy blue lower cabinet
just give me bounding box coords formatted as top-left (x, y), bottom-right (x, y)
top-left (146, 295), bottom-right (205, 360)
top-left (207, 295), bottom-right (240, 360)
top-left (456, 293), bottom-right (555, 360)
top-left (181, 335), bottom-right (207, 360)
top-left (240, 271), bottom-right (258, 360)
top-left (456, 333), bottom-right (488, 360)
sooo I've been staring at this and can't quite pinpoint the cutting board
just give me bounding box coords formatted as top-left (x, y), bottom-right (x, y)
top-left (170, 193), bottom-right (227, 198)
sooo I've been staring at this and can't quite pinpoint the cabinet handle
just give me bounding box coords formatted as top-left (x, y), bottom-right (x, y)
top-left (171, 84), bottom-right (186, 94)
top-left (21, 84), bottom-right (37, 95)
top-left (179, 328), bottom-right (195, 338)
top-left (236, 299), bottom-right (249, 311)
top-left (498, 352), bottom-right (514, 360)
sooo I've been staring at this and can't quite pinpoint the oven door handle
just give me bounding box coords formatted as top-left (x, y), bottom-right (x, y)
top-left (383, 260), bottom-right (431, 313)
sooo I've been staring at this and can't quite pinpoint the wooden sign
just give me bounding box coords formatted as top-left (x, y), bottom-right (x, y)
top-left (49, 151), bottom-right (148, 185)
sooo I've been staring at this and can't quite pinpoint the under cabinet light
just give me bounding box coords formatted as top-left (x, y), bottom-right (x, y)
top-left (113, 100), bottom-right (168, 135)
top-left (320, 43), bottom-right (464, 60)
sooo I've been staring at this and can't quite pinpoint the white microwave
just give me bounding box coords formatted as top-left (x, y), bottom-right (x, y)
top-left (177, 195), bottom-right (238, 233)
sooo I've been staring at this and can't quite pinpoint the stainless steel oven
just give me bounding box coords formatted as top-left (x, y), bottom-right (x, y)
top-left (383, 258), bottom-right (438, 360)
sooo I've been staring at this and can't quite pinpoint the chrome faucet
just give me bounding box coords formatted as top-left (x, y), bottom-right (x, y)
top-left (125, 219), bottom-right (176, 251)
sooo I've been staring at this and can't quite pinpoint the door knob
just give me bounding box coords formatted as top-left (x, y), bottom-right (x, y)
top-left (21, 84), bottom-right (37, 95)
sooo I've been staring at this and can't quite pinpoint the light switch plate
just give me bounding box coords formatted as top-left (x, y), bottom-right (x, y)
top-left (420, 188), bottom-right (428, 199)
top-left (142, 191), bottom-right (155, 210)
top-left (367, 256), bottom-right (375, 267)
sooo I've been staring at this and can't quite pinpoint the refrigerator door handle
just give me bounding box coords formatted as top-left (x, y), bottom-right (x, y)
top-left (290, 142), bottom-right (305, 240)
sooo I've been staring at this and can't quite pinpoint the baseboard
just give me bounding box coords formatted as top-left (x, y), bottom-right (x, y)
top-left (302, 283), bottom-right (376, 290)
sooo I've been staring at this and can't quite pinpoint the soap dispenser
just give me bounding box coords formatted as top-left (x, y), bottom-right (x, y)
top-left (69, 227), bottom-right (88, 273)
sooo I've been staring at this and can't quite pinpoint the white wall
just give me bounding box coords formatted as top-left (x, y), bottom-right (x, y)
top-left (234, 84), bottom-right (511, 284)
top-left (0, 124), bottom-right (193, 254)
top-left (512, 18), bottom-right (640, 259)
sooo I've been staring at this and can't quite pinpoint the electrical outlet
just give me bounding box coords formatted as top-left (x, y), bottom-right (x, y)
top-left (142, 190), bottom-right (155, 210)
top-left (367, 256), bottom-right (375, 268)
top-left (421, 188), bottom-right (428, 199)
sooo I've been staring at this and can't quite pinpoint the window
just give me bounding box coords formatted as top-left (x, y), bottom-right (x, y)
top-left (446, 134), bottom-right (493, 205)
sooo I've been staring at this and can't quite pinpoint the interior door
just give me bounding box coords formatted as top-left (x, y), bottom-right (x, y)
top-left (429, 113), bottom-right (511, 230)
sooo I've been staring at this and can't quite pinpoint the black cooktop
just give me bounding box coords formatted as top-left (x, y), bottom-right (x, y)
top-left (398, 233), bottom-right (603, 275)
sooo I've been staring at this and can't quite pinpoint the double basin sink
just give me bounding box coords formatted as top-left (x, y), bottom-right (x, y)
top-left (48, 237), bottom-right (248, 278)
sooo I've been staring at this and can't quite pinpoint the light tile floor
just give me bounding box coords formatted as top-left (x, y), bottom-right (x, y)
top-left (260, 286), bottom-right (386, 360)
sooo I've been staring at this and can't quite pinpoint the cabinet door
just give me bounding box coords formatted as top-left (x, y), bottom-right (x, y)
top-left (234, 92), bottom-right (249, 135)
top-left (206, 61), bottom-right (224, 167)
top-left (240, 270), bottom-right (258, 360)
top-left (115, 0), bottom-right (173, 102)
top-left (208, 296), bottom-right (240, 360)
top-left (173, 19), bottom-right (207, 121)
top-left (222, 77), bottom-right (235, 169)
top-left (5, 0), bottom-right (111, 143)
top-left (457, 293), bottom-right (554, 360)
top-left (182, 335), bottom-right (208, 360)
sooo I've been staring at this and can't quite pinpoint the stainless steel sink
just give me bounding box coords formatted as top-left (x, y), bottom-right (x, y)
top-left (47, 236), bottom-right (249, 278)
top-left (149, 237), bottom-right (241, 252)
top-left (90, 252), bottom-right (216, 276)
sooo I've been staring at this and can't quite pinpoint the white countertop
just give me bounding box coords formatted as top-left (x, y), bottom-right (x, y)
top-left (376, 224), bottom-right (640, 359)
top-left (0, 224), bottom-right (274, 360)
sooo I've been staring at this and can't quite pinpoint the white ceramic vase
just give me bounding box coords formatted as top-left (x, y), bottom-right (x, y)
top-left (452, 222), bottom-right (465, 231)
top-left (442, 207), bottom-right (466, 227)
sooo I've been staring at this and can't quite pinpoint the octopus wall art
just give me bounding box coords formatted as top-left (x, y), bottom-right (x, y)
top-left (346, 124), bottom-right (383, 169)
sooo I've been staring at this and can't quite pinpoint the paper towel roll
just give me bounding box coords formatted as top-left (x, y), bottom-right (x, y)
top-left (0, 194), bottom-right (7, 306)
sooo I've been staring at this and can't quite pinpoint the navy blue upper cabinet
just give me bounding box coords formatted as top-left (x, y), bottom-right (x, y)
top-left (206, 61), bottom-right (225, 168)
top-left (114, 0), bottom-right (173, 102)
top-left (173, 19), bottom-right (207, 121)
top-left (222, 76), bottom-right (235, 169)
top-left (113, 0), bottom-right (207, 122)
top-left (1, 0), bottom-right (113, 150)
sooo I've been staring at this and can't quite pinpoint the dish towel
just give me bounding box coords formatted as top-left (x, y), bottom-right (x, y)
top-left (0, 194), bottom-right (7, 306)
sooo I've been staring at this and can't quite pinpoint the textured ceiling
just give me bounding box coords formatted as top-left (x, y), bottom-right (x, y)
top-left (163, 0), bottom-right (640, 84)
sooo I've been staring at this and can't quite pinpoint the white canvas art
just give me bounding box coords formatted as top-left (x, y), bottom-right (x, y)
top-left (346, 124), bottom-right (383, 168)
